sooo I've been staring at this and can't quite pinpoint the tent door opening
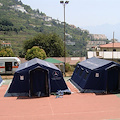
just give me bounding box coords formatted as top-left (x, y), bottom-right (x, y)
top-left (107, 67), bottom-right (119, 92)
top-left (5, 62), bottom-right (12, 73)
top-left (29, 67), bottom-right (49, 97)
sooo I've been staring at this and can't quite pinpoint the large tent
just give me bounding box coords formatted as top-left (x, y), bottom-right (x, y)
top-left (70, 57), bottom-right (120, 93)
top-left (5, 58), bottom-right (70, 97)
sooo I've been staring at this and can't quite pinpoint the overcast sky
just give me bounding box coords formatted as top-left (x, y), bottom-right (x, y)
top-left (21, 0), bottom-right (120, 40)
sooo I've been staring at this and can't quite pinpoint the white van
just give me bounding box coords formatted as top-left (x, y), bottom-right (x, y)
top-left (0, 57), bottom-right (21, 74)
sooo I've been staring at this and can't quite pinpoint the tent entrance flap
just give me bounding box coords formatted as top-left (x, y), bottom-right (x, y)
top-left (30, 67), bottom-right (49, 97)
top-left (119, 71), bottom-right (120, 90)
top-left (107, 66), bottom-right (119, 92)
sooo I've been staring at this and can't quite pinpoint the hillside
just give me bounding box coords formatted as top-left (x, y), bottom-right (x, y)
top-left (0, 0), bottom-right (90, 56)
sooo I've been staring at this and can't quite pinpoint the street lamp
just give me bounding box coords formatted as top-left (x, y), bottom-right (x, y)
top-left (60, 1), bottom-right (69, 75)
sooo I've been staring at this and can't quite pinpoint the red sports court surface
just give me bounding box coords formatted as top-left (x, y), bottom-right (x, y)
top-left (0, 81), bottom-right (120, 120)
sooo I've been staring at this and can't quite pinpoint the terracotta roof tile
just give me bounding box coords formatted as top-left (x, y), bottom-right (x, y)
top-left (2, 43), bottom-right (11, 44)
top-left (100, 43), bottom-right (120, 48)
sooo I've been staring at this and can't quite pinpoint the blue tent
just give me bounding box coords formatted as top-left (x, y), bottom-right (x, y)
top-left (70, 57), bottom-right (120, 93)
top-left (5, 58), bottom-right (70, 97)
top-left (0, 76), bottom-right (3, 86)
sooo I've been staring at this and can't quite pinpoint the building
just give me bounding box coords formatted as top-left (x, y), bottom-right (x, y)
top-left (44, 24), bottom-right (52, 27)
top-left (87, 42), bottom-right (120, 63)
top-left (0, 3), bottom-right (3, 6)
top-left (100, 42), bottom-right (120, 51)
top-left (1, 43), bottom-right (11, 47)
top-left (44, 16), bottom-right (52, 22)
top-left (65, 33), bottom-right (72, 38)
top-left (86, 40), bottom-right (106, 50)
top-left (66, 40), bottom-right (75, 46)
top-left (10, 5), bottom-right (27, 13)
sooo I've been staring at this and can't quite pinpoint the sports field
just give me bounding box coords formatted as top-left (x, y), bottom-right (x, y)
top-left (0, 78), bottom-right (120, 120)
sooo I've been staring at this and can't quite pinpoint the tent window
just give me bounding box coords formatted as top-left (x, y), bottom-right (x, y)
top-left (95, 73), bottom-right (99, 77)
top-left (76, 66), bottom-right (79, 73)
top-left (84, 71), bottom-right (89, 79)
top-left (20, 76), bottom-right (24, 80)
top-left (79, 68), bottom-right (84, 76)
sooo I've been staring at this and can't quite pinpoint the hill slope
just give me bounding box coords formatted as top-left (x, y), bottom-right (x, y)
top-left (0, 0), bottom-right (90, 56)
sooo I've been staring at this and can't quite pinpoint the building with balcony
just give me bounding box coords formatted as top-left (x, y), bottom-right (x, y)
top-left (87, 42), bottom-right (120, 63)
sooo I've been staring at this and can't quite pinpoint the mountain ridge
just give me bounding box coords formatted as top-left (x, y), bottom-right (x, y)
top-left (83, 23), bottom-right (120, 41)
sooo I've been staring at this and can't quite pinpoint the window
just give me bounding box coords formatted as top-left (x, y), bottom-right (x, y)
top-left (76, 66), bottom-right (79, 73)
top-left (113, 49), bottom-right (116, 51)
top-left (20, 76), bottom-right (24, 80)
top-left (95, 73), bottom-right (99, 77)
top-left (14, 62), bottom-right (19, 66)
top-left (79, 67), bottom-right (84, 76)
top-left (0, 63), bottom-right (3, 66)
top-left (84, 70), bottom-right (89, 79)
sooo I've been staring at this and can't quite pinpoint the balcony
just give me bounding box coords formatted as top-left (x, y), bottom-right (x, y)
top-left (87, 51), bottom-right (120, 59)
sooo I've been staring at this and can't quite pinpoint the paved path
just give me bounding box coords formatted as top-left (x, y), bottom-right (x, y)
top-left (0, 81), bottom-right (120, 120)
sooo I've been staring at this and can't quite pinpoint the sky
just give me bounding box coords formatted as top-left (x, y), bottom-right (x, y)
top-left (21, 0), bottom-right (120, 40)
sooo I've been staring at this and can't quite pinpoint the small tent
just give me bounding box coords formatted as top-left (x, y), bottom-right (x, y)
top-left (5, 58), bottom-right (70, 97)
top-left (70, 57), bottom-right (120, 93)
top-left (0, 76), bottom-right (3, 86)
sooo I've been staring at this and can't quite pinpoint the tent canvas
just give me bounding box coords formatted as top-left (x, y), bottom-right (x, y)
top-left (44, 58), bottom-right (65, 74)
top-left (5, 58), bottom-right (70, 97)
top-left (70, 57), bottom-right (120, 93)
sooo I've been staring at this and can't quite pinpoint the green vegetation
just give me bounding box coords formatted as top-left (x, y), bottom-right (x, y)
top-left (24, 33), bottom-right (64, 57)
top-left (65, 63), bottom-right (74, 72)
top-left (25, 46), bottom-right (47, 60)
top-left (0, 0), bottom-right (102, 57)
top-left (0, 47), bottom-right (15, 57)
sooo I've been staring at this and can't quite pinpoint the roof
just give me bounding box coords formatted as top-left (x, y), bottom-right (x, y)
top-left (78, 57), bottom-right (113, 70)
top-left (2, 43), bottom-right (11, 44)
top-left (100, 43), bottom-right (120, 48)
top-left (16, 58), bottom-right (59, 72)
top-left (44, 58), bottom-right (63, 64)
top-left (52, 57), bottom-right (86, 65)
top-left (0, 57), bottom-right (21, 62)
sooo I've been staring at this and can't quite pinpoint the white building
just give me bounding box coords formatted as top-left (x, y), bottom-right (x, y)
top-left (0, 3), bottom-right (3, 6)
top-left (10, 5), bottom-right (27, 13)
top-left (44, 16), bottom-right (52, 22)
top-left (87, 42), bottom-right (120, 63)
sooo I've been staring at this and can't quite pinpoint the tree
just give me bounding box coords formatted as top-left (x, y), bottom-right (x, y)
top-left (25, 46), bottom-right (47, 60)
top-left (24, 33), bottom-right (64, 57)
top-left (0, 48), bottom-right (15, 57)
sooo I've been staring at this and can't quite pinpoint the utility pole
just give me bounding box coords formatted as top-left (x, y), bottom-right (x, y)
top-left (112, 32), bottom-right (115, 61)
top-left (60, 1), bottom-right (69, 76)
